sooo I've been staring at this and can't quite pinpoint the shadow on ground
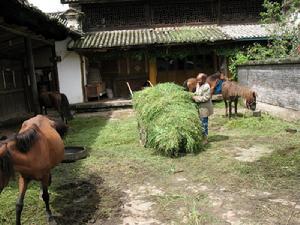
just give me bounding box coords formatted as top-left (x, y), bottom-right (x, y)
top-left (209, 134), bottom-right (229, 142)
top-left (52, 174), bottom-right (123, 225)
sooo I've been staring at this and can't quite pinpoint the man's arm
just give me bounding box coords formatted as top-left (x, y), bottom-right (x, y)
top-left (193, 85), bottom-right (211, 103)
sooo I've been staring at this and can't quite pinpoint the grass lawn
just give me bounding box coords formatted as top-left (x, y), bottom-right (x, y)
top-left (0, 106), bottom-right (299, 225)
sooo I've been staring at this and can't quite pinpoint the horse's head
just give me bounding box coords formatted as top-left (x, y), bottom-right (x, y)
top-left (246, 92), bottom-right (257, 111)
top-left (0, 143), bottom-right (14, 193)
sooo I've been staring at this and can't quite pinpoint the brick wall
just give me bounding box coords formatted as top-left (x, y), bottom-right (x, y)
top-left (238, 60), bottom-right (300, 111)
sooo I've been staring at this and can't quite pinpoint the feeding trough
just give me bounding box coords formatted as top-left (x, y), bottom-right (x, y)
top-left (62, 146), bottom-right (88, 163)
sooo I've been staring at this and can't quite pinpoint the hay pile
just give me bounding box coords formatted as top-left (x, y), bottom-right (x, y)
top-left (133, 83), bottom-right (203, 156)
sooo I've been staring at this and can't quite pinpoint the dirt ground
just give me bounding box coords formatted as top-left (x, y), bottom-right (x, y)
top-left (0, 107), bottom-right (299, 225)
top-left (67, 108), bottom-right (299, 225)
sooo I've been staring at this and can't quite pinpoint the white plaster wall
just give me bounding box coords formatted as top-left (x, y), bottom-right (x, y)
top-left (55, 38), bottom-right (83, 104)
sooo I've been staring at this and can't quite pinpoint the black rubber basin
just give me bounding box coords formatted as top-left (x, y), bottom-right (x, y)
top-left (62, 146), bottom-right (87, 163)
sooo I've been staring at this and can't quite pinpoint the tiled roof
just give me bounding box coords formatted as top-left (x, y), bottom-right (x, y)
top-left (70, 24), bottom-right (271, 49)
top-left (220, 24), bottom-right (271, 40)
top-left (48, 12), bottom-right (69, 27)
top-left (0, 0), bottom-right (82, 39)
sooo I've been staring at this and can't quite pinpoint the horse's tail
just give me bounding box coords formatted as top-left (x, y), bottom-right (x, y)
top-left (60, 94), bottom-right (73, 120)
top-left (0, 144), bottom-right (15, 193)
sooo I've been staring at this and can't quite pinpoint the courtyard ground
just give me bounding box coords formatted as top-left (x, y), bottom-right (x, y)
top-left (0, 104), bottom-right (299, 225)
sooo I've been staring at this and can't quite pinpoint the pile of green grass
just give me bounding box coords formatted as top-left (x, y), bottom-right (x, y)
top-left (133, 83), bottom-right (203, 156)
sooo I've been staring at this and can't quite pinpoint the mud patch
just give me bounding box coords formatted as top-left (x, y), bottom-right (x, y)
top-left (234, 145), bottom-right (274, 162)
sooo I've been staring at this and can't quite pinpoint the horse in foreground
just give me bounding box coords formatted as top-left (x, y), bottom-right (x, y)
top-left (0, 115), bottom-right (67, 225)
top-left (222, 81), bottom-right (257, 118)
top-left (39, 91), bottom-right (73, 124)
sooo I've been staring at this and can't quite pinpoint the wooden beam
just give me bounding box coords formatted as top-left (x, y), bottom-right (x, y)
top-left (0, 24), bottom-right (54, 46)
top-left (25, 37), bottom-right (40, 114)
top-left (148, 57), bottom-right (157, 85)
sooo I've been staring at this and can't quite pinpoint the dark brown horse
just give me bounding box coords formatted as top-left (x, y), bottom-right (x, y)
top-left (183, 71), bottom-right (228, 94)
top-left (207, 71), bottom-right (228, 95)
top-left (0, 115), bottom-right (67, 225)
top-left (222, 81), bottom-right (257, 118)
top-left (39, 91), bottom-right (73, 123)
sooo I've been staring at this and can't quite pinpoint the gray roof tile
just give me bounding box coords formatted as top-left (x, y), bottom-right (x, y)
top-left (70, 24), bottom-right (270, 49)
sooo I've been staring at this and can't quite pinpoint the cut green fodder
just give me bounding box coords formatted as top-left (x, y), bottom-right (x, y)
top-left (133, 83), bottom-right (203, 156)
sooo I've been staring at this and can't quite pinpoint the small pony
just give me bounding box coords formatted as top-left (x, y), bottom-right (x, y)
top-left (39, 91), bottom-right (73, 124)
top-left (222, 81), bottom-right (257, 118)
top-left (0, 115), bottom-right (67, 225)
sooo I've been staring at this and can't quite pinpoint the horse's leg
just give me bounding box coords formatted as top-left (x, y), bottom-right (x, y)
top-left (16, 176), bottom-right (29, 225)
top-left (224, 100), bottom-right (228, 117)
top-left (41, 174), bottom-right (56, 224)
top-left (234, 98), bottom-right (238, 116)
top-left (229, 100), bottom-right (232, 118)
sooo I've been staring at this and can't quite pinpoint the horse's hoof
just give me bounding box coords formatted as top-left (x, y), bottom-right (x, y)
top-left (48, 216), bottom-right (57, 225)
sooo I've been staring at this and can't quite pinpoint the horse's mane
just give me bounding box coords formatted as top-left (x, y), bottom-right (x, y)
top-left (0, 149), bottom-right (14, 192)
top-left (207, 72), bottom-right (222, 82)
top-left (182, 80), bottom-right (189, 91)
top-left (15, 125), bottom-right (39, 153)
top-left (0, 138), bottom-right (16, 191)
top-left (222, 81), bottom-right (255, 101)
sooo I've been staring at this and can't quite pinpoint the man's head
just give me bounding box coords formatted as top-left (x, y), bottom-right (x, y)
top-left (196, 73), bottom-right (207, 85)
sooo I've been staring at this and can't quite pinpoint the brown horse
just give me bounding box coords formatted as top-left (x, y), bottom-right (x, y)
top-left (183, 71), bottom-right (228, 94)
top-left (183, 77), bottom-right (197, 92)
top-left (207, 71), bottom-right (228, 95)
top-left (222, 81), bottom-right (257, 118)
top-left (39, 91), bottom-right (73, 124)
top-left (0, 115), bottom-right (67, 225)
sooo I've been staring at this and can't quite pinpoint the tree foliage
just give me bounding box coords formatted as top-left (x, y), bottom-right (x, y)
top-left (228, 0), bottom-right (300, 79)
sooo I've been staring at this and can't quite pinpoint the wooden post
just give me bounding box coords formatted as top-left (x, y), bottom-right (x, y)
top-left (25, 37), bottom-right (39, 114)
top-left (51, 45), bottom-right (60, 91)
top-left (148, 57), bottom-right (157, 85)
top-left (80, 55), bottom-right (88, 102)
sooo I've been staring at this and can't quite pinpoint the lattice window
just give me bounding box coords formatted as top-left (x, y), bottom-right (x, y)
top-left (82, 3), bottom-right (146, 31)
top-left (151, 0), bottom-right (217, 25)
top-left (221, 0), bottom-right (264, 23)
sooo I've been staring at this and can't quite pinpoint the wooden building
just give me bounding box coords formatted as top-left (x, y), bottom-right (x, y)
top-left (0, 0), bottom-right (79, 123)
top-left (61, 0), bottom-right (278, 99)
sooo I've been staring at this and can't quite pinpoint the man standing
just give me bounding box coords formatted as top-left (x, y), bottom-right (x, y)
top-left (192, 73), bottom-right (214, 144)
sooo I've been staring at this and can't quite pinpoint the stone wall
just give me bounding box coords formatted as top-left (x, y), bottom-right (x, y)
top-left (238, 59), bottom-right (300, 111)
